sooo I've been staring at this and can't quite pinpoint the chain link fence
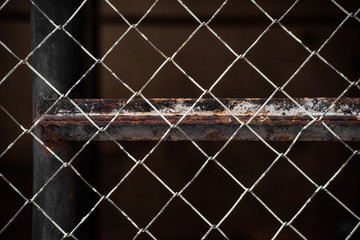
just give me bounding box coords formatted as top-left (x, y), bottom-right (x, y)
top-left (1, 0), bottom-right (360, 239)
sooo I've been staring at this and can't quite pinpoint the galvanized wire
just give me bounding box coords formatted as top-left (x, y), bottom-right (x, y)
top-left (0, 0), bottom-right (359, 239)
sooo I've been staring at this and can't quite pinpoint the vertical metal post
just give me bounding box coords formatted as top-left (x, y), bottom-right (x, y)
top-left (31, 1), bottom-right (82, 239)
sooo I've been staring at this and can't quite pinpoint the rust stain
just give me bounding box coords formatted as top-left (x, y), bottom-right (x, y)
top-left (204, 132), bottom-right (223, 141)
top-left (37, 98), bottom-right (360, 141)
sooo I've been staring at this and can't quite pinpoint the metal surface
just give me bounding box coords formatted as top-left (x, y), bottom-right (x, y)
top-left (31, 1), bottom-right (83, 239)
top-left (0, 0), bottom-right (356, 239)
top-left (38, 98), bottom-right (360, 141)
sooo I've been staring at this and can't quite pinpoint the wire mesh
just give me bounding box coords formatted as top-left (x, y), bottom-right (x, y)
top-left (0, 0), bottom-right (360, 239)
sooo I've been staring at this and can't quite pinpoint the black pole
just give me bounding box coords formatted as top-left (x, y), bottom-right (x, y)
top-left (31, 1), bottom-right (83, 239)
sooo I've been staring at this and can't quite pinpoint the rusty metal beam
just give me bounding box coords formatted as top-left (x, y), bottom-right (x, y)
top-left (38, 98), bottom-right (360, 141)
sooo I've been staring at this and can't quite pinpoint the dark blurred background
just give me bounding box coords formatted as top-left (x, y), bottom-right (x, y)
top-left (0, 0), bottom-right (360, 239)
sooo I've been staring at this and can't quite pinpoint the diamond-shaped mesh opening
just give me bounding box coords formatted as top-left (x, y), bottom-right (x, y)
top-left (211, 58), bottom-right (275, 98)
top-left (149, 197), bottom-right (210, 239)
top-left (181, 0), bottom-right (224, 18)
top-left (32, 204), bottom-right (66, 238)
top-left (214, 141), bottom-right (280, 187)
top-left (183, 160), bottom-right (244, 223)
top-left (274, 227), bottom-right (306, 240)
top-left (204, 229), bottom-right (231, 239)
top-left (142, 61), bottom-right (203, 97)
top-left (100, 0), bottom-right (155, 22)
top-left (34, 0), bottom-right (83, 25)
top-left (60, 1), bottom-right (94, 54)
top-left (287, 141), bottom-right (353, 185)
top-left (33, 167), bottom-right (88, 231)
top-left (174, 27), bottom-right (236, 90)
top-left (335, 1), bottom-right (360, 13)
top-left (80, 141), bottom-right (131, 194)
top-left (284, 55), bottom-right (352, 97)
top-left (103, 28), bottom-right (165, 91)
top-left (280, 0), bottom-right (346, 51)
top-left (145, 141), bottom-right (207, 191)
top-left (30, 31), bottom-right (95, 99)
top-left (0, 0), bottom-right (29, 12)
top-left (292, 190), bottom-right (359, 239)
top-left (326, 154), bottom-right (360, 216)
top-left (246, 24), bottom-right (310, 87)
top-left (98, 62), bottom-right (135, 98)
top-left (195, 141), bottom-right (227, 157)
top-left (0, 176), bottom-right (28, 231)
top-left (0, 106), bottom-right (23, 154)
top-left (253, 157), bottom-right (317, 221)
top-left (320, 17), bottom-right (360, 81)
top-left (0, 45), bottom-right (19, 80)
top-left (221, 193), bottom-right (281, 239)
top-left (117, 141), bottom-right (159, 160)
top-left (96, 200), bottom-right (138, 240)
top-left (0, 6), bottom-right (30, 59)
top-left (0, 133), bottom-right (32, 197)
top-left (72, 178), bottom-right (103, 239)
top-left (255, 0), bottom-right (298, 19)
top-left (137, 0), bottom-right (199, 56)
top-left (208, 0), bottom-right (271, 54)
top-left (0, 203), bottom-right (32, 239)
top-left (99, 23), bottom-right (129, 59)
top-left (0, 64), bottom-right (32, 127)
top-left (343, 83), bottom-right (360, 98)
top-left (109, 165), bottom-right (172, 228)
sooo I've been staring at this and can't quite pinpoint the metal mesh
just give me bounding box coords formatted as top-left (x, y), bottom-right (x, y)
top-left (1, 0), bottom-right (360, 239)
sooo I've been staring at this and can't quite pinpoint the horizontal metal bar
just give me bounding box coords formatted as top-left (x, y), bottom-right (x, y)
top-left (38, 98), bottom-right (360, 141)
